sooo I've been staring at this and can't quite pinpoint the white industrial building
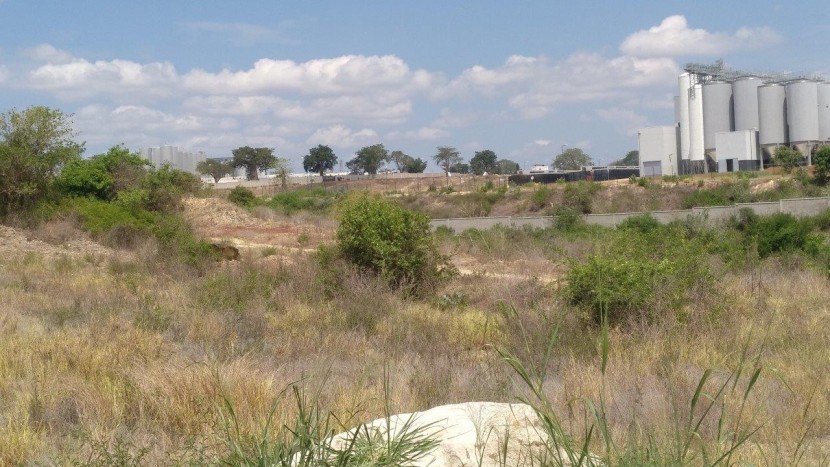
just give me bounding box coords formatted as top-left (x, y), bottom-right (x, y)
top-left (639, 62), bottom-right (829, 175)
top-left (638, 126), bottom-right (679, 177)
top-left (139, 145), bottom-right (207, 174)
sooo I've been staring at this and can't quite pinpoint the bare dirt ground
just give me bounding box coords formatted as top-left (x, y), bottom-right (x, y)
top-left (0, 224), bottom-right (117, 261)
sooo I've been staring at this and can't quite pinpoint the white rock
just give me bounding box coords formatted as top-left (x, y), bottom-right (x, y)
top-left (316, 401), bottom-right (597, 466)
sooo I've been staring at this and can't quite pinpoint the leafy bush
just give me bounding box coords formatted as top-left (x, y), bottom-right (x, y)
top-left (142, 164), bottom-right (203, 212)
top-left (741, 212), bottom-right (816, 258)
top-left (268, 188), bottom-right (338, 215)
top-left (337, 195), bottom-right (451, 291)
top-left (618, 213), bottom-right (661, 234)
top-left (682, 180), bottom-right (751, 208)
top-left (228, 185), bottom-right (257, 208)
top-left (561, 181), bottom-right (601, 214)
top-left (813, 145), bottom-right (830, 185)
top-left (773, 146), bottom-right (803, 174)
top-left (529, 185), bottom-right (553, 211)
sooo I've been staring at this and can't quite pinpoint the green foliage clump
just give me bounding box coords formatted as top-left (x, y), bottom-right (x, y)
top-left (57, 145), bottom-right (149, 200)
top-left (813, 145), bottom-right (830, 185)
top-left (618, 213), bottom-right (661, 234)
top-left (268, 188), bottom-right (339, 215)
top-left (739, 212), bottom-right (817, 258)
top-left (561, 181), bottom-right (601, 214)
top-left (227, 185), bottom-right (257, 208)
top-left (682, 180), bottom-right (751, 208)
top-left (337, 195), bottom-right (450, 291)
top-left (773, 146), bottom-right (803, 174)
top-left (529, 185), bottom-right (553, 211)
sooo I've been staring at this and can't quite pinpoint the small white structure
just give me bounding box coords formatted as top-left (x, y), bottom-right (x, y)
top-left (139, 145), bottom-right (207, 174)
top-left (638, 126), bottom-right (679, 177)
top-left (715, 130), bottom-right (760, 172)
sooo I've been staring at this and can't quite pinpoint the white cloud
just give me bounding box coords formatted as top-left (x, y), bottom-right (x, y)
top-left (445, 52), bottom-right (678, 119)
top-left (28, 57), bottom-right (179, 100)
top-left (306, 125), bottom-right (380, 150)
top-left (183, 21), bottom-right (297, 46)
top-left (386, 126), bottom-right (449, 141)
top-left (23, 44), bottom-right (74, 64)
top-left (183, 55), bottom-right (434, 95)
top-left (620, 15), bottom-right (782, 57)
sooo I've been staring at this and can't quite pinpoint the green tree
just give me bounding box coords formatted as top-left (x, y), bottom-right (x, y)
top-left (496, 159), bottom-right (520, 175)
top-left (272, 157), bottom-right (291, 190)
top-left (346, 144), bottom-right (387, 175)
top-left (232, 146), bottom-right (276, 180)
top-left (404, 157), bottom-right (428, 173)
top-left (553, 147), bottom-right (593, 171)
top-left (0, 106), bottom-right (84, 215)
top-left (337, 195), bottom-right (448, 290)
top-left (469, 149), bottom-right (498, 175)
top-left (773, 146), bottom-right (803, 174)
top-left (58, 145), bottom-right (149, 200)
top-left (303, 145), bottom-right (337, 177)
top-left (812, 145), bottom-right (830, 185)
top-left (611, 150), bottom-right (639, 166)
top-left (196, 158), bottom-right (233, 183)
top-left (433, 146), bottom-right (461, 175)
top-left (449, 162), bottom-right (470, 174)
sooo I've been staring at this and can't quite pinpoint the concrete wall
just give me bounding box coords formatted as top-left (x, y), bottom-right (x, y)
top-left (430, 197), bottom-right (830, 231)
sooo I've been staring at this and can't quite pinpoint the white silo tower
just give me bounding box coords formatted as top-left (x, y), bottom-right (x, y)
top-left (702, 81), bottom-right (734, 157)
top-left (786, 80), bottom-right (819, 157)
top-left (758, 83), bottom-right (788, 160)
top-left (160, 145), bottom-right (175, 167)
top-left (688, 82), bottom-right (705, 161)
top-left (678, 73), bottom-right (692, 160)
top-left (732, 77), bottom-right (762, 131)
top-left (818, 82), bottom-right (830, 144)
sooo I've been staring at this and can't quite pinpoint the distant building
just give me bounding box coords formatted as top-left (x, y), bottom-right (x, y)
top-left (139, 145), bottom-right (207, 174)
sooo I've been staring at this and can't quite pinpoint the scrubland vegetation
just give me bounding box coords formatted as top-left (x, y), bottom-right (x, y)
top-left (2, 106), bottom-right (830, 465)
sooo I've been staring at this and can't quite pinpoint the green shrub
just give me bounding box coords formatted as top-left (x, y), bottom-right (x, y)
top-left (773, 146), bottom-right (803, 174)
top-left (337, 195), bottom-right (451, 291)
top-left (743, 213), bottom-right (815, 258)
top-left (813, 145), bottom-right (830, 185)
top-left (618, 213), bottom-right (661, 234)
top-left (561, 181), bottom-right (601, 214)
top-left (269, 188), bottom-right (338, 215)
top-left (142, 164), bottom-right (203, 212)
top-left (530, 185), bottom-right (553, 211)
top-left (228, 185), bottom-right (257, 208)
top-left (682, 180), bottom-right (751, 208)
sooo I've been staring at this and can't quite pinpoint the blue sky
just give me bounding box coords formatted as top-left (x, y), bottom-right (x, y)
top-left (1, 1), bottom-right (827, 171)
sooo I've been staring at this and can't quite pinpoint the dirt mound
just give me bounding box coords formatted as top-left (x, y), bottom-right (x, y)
top-left (0, 225), bottom-right (117, 261)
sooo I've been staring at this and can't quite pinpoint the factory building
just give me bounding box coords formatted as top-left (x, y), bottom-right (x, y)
top-left (639, 62), bottom-right (828, 175)
top-left (139, 145), bottom-right (207, 174)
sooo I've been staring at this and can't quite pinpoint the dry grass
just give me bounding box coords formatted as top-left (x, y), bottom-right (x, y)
top-left (0, 217), bottom-right (828, 465)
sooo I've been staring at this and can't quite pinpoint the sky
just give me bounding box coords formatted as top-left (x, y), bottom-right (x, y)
top-left (1, 1), bottom-right (828, 172)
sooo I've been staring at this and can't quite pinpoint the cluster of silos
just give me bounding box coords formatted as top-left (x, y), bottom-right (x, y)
top-left (677, 73), bottom-right (830, 166)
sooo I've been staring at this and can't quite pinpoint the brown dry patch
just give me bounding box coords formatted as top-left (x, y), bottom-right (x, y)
top-left (181, 197), bottom-right (335, 255)
top-left (0, 225), bottom-right (119, 262)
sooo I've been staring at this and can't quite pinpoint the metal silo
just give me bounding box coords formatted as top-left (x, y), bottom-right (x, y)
top-left (758, 83), bottom-right (788, 153)
top-left (678, 73), bottom-right (691, 159)
top-left (688, 83), bottom-right (705, 161)
top-left (703, 81), bottom-right (734, 154)
top-left (732, 77), bottom-right (762, 131)
top-left (786, 80), bottom-right (819, 144)
top-left (160, 145), bottom-right (175, 167)
top-left (818, 82), bottom-right (830, 142)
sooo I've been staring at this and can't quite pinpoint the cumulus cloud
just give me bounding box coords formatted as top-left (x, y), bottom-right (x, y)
top-left (183, 55), bottom-right (434, 95)
top-left (446, 53), bottom-right (678, 118)
top-left (620, 15), bottom-right (781, 57)
top-left (28, 57), bottom-right (180, 100)
top-left (306, 125), bottom-right (380, 150)
top-left (23, 44), bottom-right (74, 64)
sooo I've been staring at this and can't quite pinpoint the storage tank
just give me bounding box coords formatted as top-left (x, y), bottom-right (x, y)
top-left (702, 81), bottom-right (733, 153)
top-left (758, 83), bottom-right (788, 148)
top-left (786, 80), bottom-right (819, 144)
top-left (160, 145), bottom-right (175, 167)
top-left (688, 83), bottom-right (705, 161)
top-left (678, 73), bottom-right (691, 159)
top-left (818, 82), bottom-right (830, 142)
top-left (732, 77), bottom-right (762, 131)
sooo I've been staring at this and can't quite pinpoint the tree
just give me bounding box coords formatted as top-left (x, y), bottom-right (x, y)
top-left (196, 158), bottom-right (233, 183)
top-left (404, 157), bottom-right (428, 173)
top-left (303, 145), bottom-right (337, 177)
top-left (553, 148), bottom-right (593, 171)
top-left (813, 145), bottom-right (830, 185)
top-left (58, 145), bottom-right (149, 200)
top-left (0, 106), bottom-right (84, 215)
top-left (470, 149), bottom-right (498, 175)
top-left (232, 146), bottom-right (276, 180)
top-left (773, 146), bottom-right (802, 174)
top-left (433, 146), bottom-right (461, 175)
top-left (496, 159), bottom-right (520, 175)
top-left (449, 162), bottom-right (470, 174)
top-left (273, 157), bottom-right (290, 190)
top-left (611, 150), bottom-right (639, 166)
top-left (346, 144), bottom-right (387, 175)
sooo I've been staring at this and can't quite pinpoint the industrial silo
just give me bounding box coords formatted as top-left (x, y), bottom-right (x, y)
top-left (818, 82), bottom-right (830, 143)
top-left (688, 83), bottom-right (705, 161)
top-left (678, 73), bottom-right (691, 159)
top-left (732, 77), bottom-right (762, 131)
top-left (758, 83), bottom-right (788, 160)
top-left (786, 80), bottom-right (819, 149)
top-left (160, 145), bottom-right (175, 167)
top-left (702, 81), bottom-right (734, 155)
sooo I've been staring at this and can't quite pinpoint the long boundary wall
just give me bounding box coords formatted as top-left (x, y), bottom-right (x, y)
top-left (430, 197), bottom-right (830, 230)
